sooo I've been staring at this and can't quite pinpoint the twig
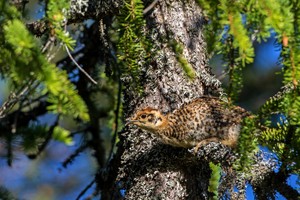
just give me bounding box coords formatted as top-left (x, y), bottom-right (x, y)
top-left (6, 134), bottom-right (13, 166)
top-left (27, 116), bottom-right (59, 159)
top-left (41, 37), bottom-right (55, 53)
top-left (69, 127), bottom-right (89, 137)
top-left (47, 42), bottom-right (63, 61)
top-left (0, 85), bottom-right (30, 119)
top-left (21, 93), bottom-right (47, 109)
top-left (143, 0), bottom-right (159, 14)
top-left (75, 179), bottom-right (96, 200)
top-left (107, 66), bottom-right (122, 164)
top-left (61, 142), bottom-right (89, 168)
top-left (64, 44), bottom-right (98, 85)
top-left (63, 21), bottom-right (97, 85)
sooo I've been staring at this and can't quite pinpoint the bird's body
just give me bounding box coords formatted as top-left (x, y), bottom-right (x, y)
top-left (128, 96), bottom-right (250, 150)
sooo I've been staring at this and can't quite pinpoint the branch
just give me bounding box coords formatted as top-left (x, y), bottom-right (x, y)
top-left (143, 0), bottom-right (159, 14)
top-left (249, 153), bottom-right (300, 199)
top-left (61, 142), bottom-right (89, 168)
top-left (96, 130), bottom-right (126, 199)
top-left (0, 85), bottom-right (30, 119)
top-left (107, 66), bottom-right (122, 164)
top-left (75, 179), bottom-right (96, 200)
top-left (27, 116), bottom-right (59, 159)
top-left (252, 171), bottom-right (300, 199)
top-left (65, 44), bottom-right (98, 85)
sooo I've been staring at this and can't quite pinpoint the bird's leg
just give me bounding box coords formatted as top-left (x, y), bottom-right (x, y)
top-left (193, 137), bottom-right (220, 154)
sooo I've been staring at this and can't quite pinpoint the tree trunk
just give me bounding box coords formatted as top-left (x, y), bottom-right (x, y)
top-left (112, 1), bottom-right (225, 199)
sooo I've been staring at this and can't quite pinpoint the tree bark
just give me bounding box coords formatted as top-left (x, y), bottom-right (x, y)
top-left (112, 0), bottom-right (224, 199)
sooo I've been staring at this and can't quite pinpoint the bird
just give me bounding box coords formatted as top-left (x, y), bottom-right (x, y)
top-left (126, 96), bottom-right (250, 152)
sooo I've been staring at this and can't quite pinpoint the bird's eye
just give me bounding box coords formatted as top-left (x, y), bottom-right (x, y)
top-left (140, 114), bottom-right (146, 119)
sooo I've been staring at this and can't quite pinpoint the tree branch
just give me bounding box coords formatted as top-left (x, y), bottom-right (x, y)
top-left (0, 85), bottom-right (30, 119)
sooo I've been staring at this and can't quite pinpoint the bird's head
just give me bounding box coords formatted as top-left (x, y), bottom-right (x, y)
top-left (126, 108), bottom-right (167, 132)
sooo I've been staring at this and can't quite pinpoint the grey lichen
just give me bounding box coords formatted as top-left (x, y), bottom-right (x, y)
top-left (70, 0), bottom-right (89, 16)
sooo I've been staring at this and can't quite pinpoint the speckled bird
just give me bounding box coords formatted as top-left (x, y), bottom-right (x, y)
top-left (127, 96), bottom-right (250, 151)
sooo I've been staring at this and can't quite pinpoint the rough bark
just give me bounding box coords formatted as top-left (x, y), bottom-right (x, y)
top-left (113, 0), bottom-right (224, 199)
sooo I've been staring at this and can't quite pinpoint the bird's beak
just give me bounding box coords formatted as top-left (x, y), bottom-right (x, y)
top-left (125, 119), bottom-right (138, 126)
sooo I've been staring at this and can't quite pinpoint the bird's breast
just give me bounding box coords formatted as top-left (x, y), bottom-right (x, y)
top-left (157, 133), bottom-right (196, 148)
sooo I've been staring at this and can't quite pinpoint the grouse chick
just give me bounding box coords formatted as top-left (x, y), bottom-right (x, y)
top-left (127, 97), bottom-right (250, 150)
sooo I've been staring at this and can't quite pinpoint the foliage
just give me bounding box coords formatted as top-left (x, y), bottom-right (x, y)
top-left (196, 0), bottom-right (300, 197)
top-left (257, 0), bottom-right (300, 174)
top-left (196, 0), bottom-right (294, 101)
top-left (47, 0), bottom-right (76, 49)
top-left (115, 0), bottom-right (151, 92)
top-left (0, 186), bottom-right (17, 200)
top-left (234, 116), bottom-right (259, 172)
top-left (197, 0), bottom-right (254, 102)
top-left (53, 126), bottom-right (74, 145)
top-left (0, 0), bottom-right (89, 164)
top-left (0, 1), bottom-right (88, 120)
top-left (19, 125), bottom-right (49, 154)
top-left (259, 86), bottom-right (300, 173)
top-left (208, 162), bottom-right (221, 200)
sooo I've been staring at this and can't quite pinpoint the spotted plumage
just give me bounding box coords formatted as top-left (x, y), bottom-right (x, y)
top-left (127, 96), bottom-right (250, 150)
